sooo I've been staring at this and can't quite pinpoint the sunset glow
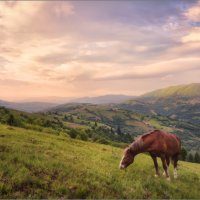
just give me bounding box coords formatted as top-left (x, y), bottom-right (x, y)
top-left (1, 1), bottom-right (200, 101)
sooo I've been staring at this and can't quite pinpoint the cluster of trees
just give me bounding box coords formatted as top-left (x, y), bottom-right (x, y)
top-left (62, 112), bottom-right (133, 144)
top-left (180, 147), bottom-right (200, 163)
top-left (68, 128), bottom-right (89, 141)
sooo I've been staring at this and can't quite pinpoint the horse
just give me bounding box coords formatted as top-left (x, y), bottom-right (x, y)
top-left (119, 130), bottom-right (181, 180)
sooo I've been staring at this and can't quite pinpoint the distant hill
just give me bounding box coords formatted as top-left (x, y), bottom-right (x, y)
top-left (0, 95), bottom-right (135, 112)
top-left (71, 95), bottom-right (135, 104)
top-left (119, 83), bottom-right (200, 126)
top-left (0, 100), bottom-right (57, 112)
top-left (143, 83), bottom-right (200, 98)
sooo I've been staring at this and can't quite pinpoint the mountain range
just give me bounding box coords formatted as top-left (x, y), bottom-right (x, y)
top-left (0, 95), bottom-right (135, 112)
top-left (0, 100), bottom-right (57, 113)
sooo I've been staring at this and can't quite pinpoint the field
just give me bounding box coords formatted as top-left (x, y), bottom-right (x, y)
top-left (0, 124), bottom-right (200, 199)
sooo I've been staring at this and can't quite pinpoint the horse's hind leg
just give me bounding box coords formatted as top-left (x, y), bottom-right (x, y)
top-left (172, 154), bottom-right (179, 179)
top-left (163, 156), bottom-right (170, 175)
top-left (166, 156), bottom-right (170, 167)
top-left (150, 154), bottom-right (159, 177)
top-left (162, 156), bottom-right (170, 176)
top-left (161, 155), bottom-right (170, 181)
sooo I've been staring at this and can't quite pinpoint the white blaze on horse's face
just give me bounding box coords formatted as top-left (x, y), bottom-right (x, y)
top-left (119, 148), bottom-right (134, 169)
top-left (119, 156), bottom-right (125, 169)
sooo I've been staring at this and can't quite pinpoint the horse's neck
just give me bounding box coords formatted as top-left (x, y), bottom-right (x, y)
top-left (131, 138), bottom-right (144, 155)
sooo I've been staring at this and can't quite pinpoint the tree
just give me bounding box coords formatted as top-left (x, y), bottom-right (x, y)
top-left (43, 119), bottom-right (51, 127)
top-left (7, 114), bottom-right (16, 126)
top-left (187, 153), bottom-right (194, 163)
top-left (140, 116), bottom-right (145, 121)
top-left (63, 115), bottom-right (68, 121)
top-left (194, 152), bottom-right (200, 163)
top-left (117, 125), bottom-right (122, 135)
top-left (69, 115), bottom-right (74, 122)
top-left (68, 129), bottom-right (78, 139)
top-left (180, 147), bottom-right (187, 161)
top-left (79, 132), bottom-right (88, 141)
top-left (124, 133), bottom-right (132, 143)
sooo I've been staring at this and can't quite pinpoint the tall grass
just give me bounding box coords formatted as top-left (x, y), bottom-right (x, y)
top-left (0, 125), bottom-right (199, 198)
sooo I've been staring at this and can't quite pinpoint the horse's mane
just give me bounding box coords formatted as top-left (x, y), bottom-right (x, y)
top-left (141, 130), bottom-right (159, 140)
top-left (130, 130), bottom-right (159, 152)
top-left (130, 136), bottom-right (143, 152)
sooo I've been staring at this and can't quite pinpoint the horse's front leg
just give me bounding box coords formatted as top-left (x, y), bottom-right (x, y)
top-left (172, 154), bottom-right (179, 179)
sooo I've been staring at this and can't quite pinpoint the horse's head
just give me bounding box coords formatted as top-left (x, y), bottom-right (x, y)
top-left (119, 147), bottom-right (135, 169)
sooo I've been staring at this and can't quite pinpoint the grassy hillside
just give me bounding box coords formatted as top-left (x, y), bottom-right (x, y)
top-left (143, 83), bottom-right (200, 98)
top-left (1, 104), bottom-right (200, 151)
top-left (121, 98), bottom-right (200, 128)
top-left (0, 124), bottom-right (200, 199)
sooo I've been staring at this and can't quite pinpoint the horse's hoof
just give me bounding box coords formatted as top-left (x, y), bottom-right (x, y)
top-left (163, 171), bottom-right (166, 176)
top-left (174, 175), bottom-right (178, 179)
top-left (174, 170), bottom-right (178, 179)
top-left (154, 174), bottom-right (159, 178)
top-left (166, 177), bottom-right (171, 181)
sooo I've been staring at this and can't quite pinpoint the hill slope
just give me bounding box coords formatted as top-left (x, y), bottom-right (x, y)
top-left (143, 83), bottom-right (200, 98)
top-left (120, 83), bottom-right (200, 126)
top-left (0, 124), bottom-right (200, 199)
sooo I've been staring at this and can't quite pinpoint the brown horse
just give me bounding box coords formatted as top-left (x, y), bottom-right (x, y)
top-left (119, 130), bottom-right (181, 180)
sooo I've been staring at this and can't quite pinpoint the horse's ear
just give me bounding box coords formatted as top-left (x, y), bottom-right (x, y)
top-left (122, 144), bottom-right (129, 149)
top-left (125, 144), bottom-right (130, 148)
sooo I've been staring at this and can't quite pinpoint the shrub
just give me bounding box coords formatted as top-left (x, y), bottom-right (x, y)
top-left (194, 152), bottom-right (200, 163)
top-left (7, 114), bottom-right (22, 127)
top-left (79, 132), bottom-right (88, 141)
top-left (97, 138), bottom-right (110, 145)
top-left (180, 147), bottom-right (187, 161)
top-left (187, 153), bottom-right (194, 163)
top-left (68, 129), bottom-right (78, 139)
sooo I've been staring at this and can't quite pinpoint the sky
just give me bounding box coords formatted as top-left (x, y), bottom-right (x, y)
top-left (0, 0), bottom-right (200, 102)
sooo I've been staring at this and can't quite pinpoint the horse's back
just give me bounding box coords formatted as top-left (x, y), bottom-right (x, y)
top-left (142, 130), bottom-right (181, 156)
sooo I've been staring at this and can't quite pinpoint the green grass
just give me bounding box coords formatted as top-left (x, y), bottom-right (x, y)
top-left (0, 125), bottom-right (200, 199)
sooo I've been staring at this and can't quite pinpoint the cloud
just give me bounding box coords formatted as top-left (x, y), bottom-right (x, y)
top-left (93, 58), bottom-right (200, 80)
top-left (184, 1), bottom-right (200, 21)
top-left (181, 1), bottom-right (200, 43)
top-left (0, 1), bottom-right (74, 42)
top-left (181, 28), bottom-right (200, 42)
top-left (0, 1), bottom-right (200, 101)
top-left (35, 52), bottom-right (73, 65)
